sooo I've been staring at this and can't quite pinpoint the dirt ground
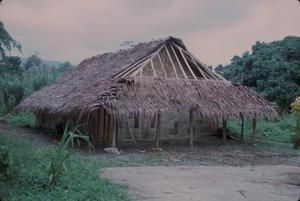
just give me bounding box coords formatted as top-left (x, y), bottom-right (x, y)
top-left (102, 165), bottom-right (300, 201)
top-left (1, 122), bottom-right (300, 201)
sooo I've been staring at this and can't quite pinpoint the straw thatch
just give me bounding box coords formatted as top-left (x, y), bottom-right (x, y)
top-left (16, 37), bottom-right (278, 124)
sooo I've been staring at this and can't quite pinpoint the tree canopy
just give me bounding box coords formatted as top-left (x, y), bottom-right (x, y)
top-left (216, 36), bottom-right (300, 110)
top-left (0, 21), bottom-right (21, 59)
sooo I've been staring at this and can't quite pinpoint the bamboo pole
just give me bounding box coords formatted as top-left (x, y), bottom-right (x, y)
top-left (240, 114), bottom-right (244, 143)
top-left (155, 112), bottom-right (161, 148)
top-left (189, 109), bottom-right (194, 148)
top-left (251, 118), bottom-right (257, 146)
top-left (222, 119), bottom-right (227, 144)
top-left (112, 114), bottom-right (117, 148)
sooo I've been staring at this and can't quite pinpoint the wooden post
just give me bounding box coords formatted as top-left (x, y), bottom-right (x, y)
top-left (222, 119), bottom-right (227, 144)
top-left (155, 112), bottom-right (161, 148)
top-left (251, 118), bottom-right (257, 146)
top-left (116, 116), bottom-right (119, 144)
top-left (112, 114), bottom-right (117, 148)
top-left (189, 109), bottom-right (194, 148)
top-left (240, 114), bottom-right (244, 143)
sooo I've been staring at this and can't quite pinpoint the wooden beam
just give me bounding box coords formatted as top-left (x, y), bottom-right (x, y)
top-left (127, 121), bottom-right (136, 144)
top-left (222, 119), bottom-right (227, 144)
top-left (112, 114), bottom-right (117, 148)
top-left (184, 52), bottom-right (208, 79)
top-left (131, 58), bottom-right (150, 76)
top-left (99, 108), bottom-right (104, 145)
top-left (114, 56), bottom-right (149, 78)
top-left (189, 109), bottom-right (194, 148)
top-left (114, 45), bottom-right (166, 78)
top-left (174, 44), bottom-right (224, 80)
top-left (251, 118), bottom-right (257, 146)
top-left (175, 45), bottom-right (197, 79)
top-left (240, 114), bottom-right (244, 143)
top-left (150, 58), bottom-right (157, 77)
top-left (170, 44), bottom-right (187, 79)
top-left (157, 53), bottom-right (167, 77)
top-left (155, 112), bottom-right (161, 148)
top-left (164, 45), bottom-right (178, 78)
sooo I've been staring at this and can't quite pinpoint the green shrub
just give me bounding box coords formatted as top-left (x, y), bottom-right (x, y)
top-left (0, 145), bottom-right (9, 177)
top-left (227, 114), bottom-right (295, 144)
top-left (5, 111), bottom-right (36, 127)
top-left (47, 122), bottom-right (94, 185)
top-left (0, 131), bottom-right (130, 201)
top-left (291, 97), bottom-right (300, 149)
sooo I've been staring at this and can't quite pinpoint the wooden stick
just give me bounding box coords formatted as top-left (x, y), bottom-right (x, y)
top-left (112, 114), bottom-right (117, 148)
top-left (155, 112), bottom-right (161, 148)
top-left (175, 45), bottom-right (197, 79)
top-left (222, 119), bottom-right (227, 144)
top-left (251, 118), bottom-right (257, 146)
top-left (184, 52), bottom-right (208, 79)
top-left (170, 44), bottom-right (188, 79)
top-left (114, 45), bottom-right (166, 78)
top-left (157, 53), bottom-right (167, 77)
top-left (240, 114), bottom-right (244, 143)
top-left (131, 58), bottom-right (150, 76)
top-left (164, 45), bottom-right (178, 78)
top-left (150, 58), bottom-right (157, 77)
top-left (174, 44), bottom-right (224, 80)
top-left (189, 109), bottom-right (194, 148)
top-left (127, 121), bottom-right (136, 144)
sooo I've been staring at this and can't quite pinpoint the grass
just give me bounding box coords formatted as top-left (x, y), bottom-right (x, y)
top-left (0, 132), bottom-right (131, 201)
top-left (227, 114), bottom-right (295, 144)
top-left (4, 111), bottom-right (36, 128)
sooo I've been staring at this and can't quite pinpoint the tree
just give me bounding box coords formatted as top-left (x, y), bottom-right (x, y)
top-left (0, 18), bottom-right (23, 113)
top-left (219, 36), bottom-right (300, 110)
top-left (291, 97), bottom-right (300, 148)
top-left (24, 54), bottom-right (42, 70)
top-left (0, 21), bottom-right (21, 59)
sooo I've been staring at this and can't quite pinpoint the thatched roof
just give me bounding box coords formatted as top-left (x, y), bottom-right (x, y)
top-left (16, 37), bottom-right (277, 122)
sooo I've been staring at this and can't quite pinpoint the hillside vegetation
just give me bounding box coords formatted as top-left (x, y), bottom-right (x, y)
top-left (216, 36), bottom-right (300, 111)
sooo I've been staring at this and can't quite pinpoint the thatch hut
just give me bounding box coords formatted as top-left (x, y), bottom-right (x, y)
top-left (16, 37), bottom-right (277, 148)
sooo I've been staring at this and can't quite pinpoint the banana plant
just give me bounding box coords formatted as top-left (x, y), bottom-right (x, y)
top-left (47, 121), bottom-right (94, 185)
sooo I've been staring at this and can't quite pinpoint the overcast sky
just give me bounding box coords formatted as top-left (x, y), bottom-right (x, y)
top-left (1, 0), bottom-right (299, 66)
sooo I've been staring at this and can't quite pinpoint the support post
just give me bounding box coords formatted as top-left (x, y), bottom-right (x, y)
top-left (240, 114), bottom-right (244, 143)
top-left (222, 119), bottom-right (227, 144)
top-left (155, 112), bottom-right (161, 148)
top-left (251, 118), bottom-right (257, 146)
top-left (112, 115), bottom-right (117, 148)
top-left (189, 109), bottom-right (194, 148)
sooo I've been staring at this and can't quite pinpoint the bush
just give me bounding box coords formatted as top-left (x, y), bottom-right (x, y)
top-left (47, 122), bottom-right (94, 185)
top-left (0, 145), bottom-right (9, 177)
top-left (291, 97), bottom-right (300, 149)
top-left (0, 132), bottom-right (130, 201)
top-left (227, 114), bottom-right (295, 144)
top-left (5, 111), bottom-right (36, 128)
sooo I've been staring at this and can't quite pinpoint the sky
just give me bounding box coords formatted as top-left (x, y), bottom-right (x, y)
top-left (0, 0), bottom-right (299, 66)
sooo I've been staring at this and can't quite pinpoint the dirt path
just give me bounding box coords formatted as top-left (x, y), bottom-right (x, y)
top-left (102, 165), bottom-right (300, 201)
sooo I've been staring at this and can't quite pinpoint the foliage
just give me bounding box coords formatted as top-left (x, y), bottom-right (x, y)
top-left (0, 145), bottom-right (9, 177)
top-left (24, 54), bottom-right (42, 70)
top-left (291, 97), bottom-right (300, 148)
top-left (5, 111), bottom-right (36, 128)
top-left (47, 122), bottom-right (94, 185)
top-left (0, 133), bottom-right (130, 201)
top-left (227, 114), bottom-right (295, 144)
top-left (0, 20), bottom-right (24, 114)
top-left (0, 56), bottom-right (24, 113)
top-left (0, 60), bottom-right (71, 115)
top-left (217, 36), bottom-right (300, 110)
top-left (0, 21), bottom-right (21, 59)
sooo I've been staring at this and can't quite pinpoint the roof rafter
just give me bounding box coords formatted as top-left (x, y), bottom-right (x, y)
top-left (174, 44), bottom-right (197, 79)
top-left (170, 44), bottom-right (188, 79)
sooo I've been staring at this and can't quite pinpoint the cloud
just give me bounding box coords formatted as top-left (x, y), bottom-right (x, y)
top-left (0, 0), bottom-right (299, 66)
